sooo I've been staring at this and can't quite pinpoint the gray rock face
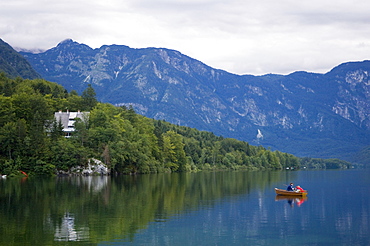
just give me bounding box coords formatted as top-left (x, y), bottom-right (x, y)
top-left (58, 159), bottom-right (110, 176)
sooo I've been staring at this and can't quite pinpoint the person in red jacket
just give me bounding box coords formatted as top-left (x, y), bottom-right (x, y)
top-left (296, 185), bottom-right (304, 192)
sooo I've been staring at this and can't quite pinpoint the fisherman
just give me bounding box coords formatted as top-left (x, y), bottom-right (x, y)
top-left (287, 183), bottom-right (294, 191)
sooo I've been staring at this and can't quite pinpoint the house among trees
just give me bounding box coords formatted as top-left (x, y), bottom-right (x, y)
top-left (54, 110), bottom-right (89, 137)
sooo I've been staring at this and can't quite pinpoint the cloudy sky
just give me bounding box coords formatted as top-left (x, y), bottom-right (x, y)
top-left (1, 0), bottom-right (370, 75)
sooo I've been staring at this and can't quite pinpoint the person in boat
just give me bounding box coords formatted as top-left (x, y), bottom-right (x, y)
top-left (296, 185), bottom-right (304, 192)
top-left (287, 183), bottom-right (295, 191)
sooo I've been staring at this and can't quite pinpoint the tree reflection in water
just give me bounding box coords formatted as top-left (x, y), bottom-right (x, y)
top-left (0, 171), bottom-right (285, 245)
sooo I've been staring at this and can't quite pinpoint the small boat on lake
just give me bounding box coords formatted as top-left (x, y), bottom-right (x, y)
top-left (275, 188), bottom-right (308, 196)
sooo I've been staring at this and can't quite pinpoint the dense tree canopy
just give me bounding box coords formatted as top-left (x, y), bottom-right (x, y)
top-left (0, 74), bottom-right (351, 176)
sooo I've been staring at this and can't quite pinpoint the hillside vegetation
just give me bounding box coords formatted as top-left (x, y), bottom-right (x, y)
top-left (0, 74), bottom-right (351, 176)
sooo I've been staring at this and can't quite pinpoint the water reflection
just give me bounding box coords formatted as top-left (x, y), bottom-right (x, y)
top-left (1, 170), bottom-right (370, 245)
top-left (275, 195), bottom-right (308, 207)
top-left (61, 176), bottom-right (109, 193)
top-left (114, 170), bottom-right (370, 245)
top-left (0, 171), bottom-right (284, 245)
top-left (53, 213), bottom-right (89, 242)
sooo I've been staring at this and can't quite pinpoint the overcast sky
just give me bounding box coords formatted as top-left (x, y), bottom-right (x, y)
top-left (1, 0), bottom-right (370, 75)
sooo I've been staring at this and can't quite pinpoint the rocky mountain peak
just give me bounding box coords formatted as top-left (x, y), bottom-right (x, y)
top-left (59, 38), bottom-right (74, 45)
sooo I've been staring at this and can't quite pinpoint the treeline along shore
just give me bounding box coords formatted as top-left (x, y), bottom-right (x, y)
top-left (0, 73), bottom-right (351, 176)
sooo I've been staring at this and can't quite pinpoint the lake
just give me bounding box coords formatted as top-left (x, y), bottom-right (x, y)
top-left (0, 169), bottom-right (369, 245)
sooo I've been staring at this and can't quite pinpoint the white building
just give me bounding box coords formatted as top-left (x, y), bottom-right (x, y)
top-left (54, 110), bottom-right (89, 137)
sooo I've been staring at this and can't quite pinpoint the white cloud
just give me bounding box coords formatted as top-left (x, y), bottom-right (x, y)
top-left (1, 0), bottom-right (370, 75)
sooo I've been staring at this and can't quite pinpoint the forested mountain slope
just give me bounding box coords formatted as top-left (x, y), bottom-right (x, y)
top-left (0, 39), bottom-right (40, 79)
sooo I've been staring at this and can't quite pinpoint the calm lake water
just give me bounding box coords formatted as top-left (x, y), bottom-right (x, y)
top-left (0, 169), bottom-right (369, 245)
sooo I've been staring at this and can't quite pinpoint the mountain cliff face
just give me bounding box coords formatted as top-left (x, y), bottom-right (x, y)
top-left (20, 39), bottom-right (370, 163)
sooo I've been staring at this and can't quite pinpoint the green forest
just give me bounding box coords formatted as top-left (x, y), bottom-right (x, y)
top-left (0, 73), bottom-right (351, 176)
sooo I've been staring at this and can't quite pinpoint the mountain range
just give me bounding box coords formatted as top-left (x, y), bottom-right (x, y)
top-left (4, 38), bottom-right (370, 164)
